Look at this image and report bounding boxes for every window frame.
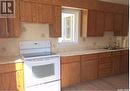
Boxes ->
[58,8,80,45]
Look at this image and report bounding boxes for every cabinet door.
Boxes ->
[7,0,21,37]
[31,3,38,23]
[61,62,80,88]
[112,52,121,75]
[61,63,70,88]
[104,13,114,31]
[96,11,104,36]
[38,4,53,24]
[0,19,8,37]
[114,14,123,36]
[81,59,98,82]
[69,62,80,86]
[122,14,129,36]
[20,1,32,22]
[50,6,61,37]
[87,10,96,36]
[120,50,129,73]
[99,56,113,77]
[0,70,24,91]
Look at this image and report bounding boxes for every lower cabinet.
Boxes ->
[120,50,129,73]
[61,56,80,88]
[0,63,24,91]
[111,51,121,75]
[98,52,113,77]
[81,54,98,82]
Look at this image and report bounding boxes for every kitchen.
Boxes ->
[0,0,129,91]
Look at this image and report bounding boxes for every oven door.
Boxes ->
[24,56,60,87]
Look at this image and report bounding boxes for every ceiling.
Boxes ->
[99,0,129,5]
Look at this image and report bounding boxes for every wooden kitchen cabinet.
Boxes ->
[0,0,21,38]
[0,19,8,37]
[81,10,104,37]
[20,1,32,22]
[61,56,80,88]
[81,54,98,82]
[120,50,129,73]
[122,14,129,36]
[104,13,114,31]
[50,6,61,37]
[111,51,121,75]
[20,1,53,24]
[0,63,24,91]
[98,52,113,77]
[114,13,124,36]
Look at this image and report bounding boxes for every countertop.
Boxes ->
[0,55,23,65]
[59,48,128,57]
[0,48,128,64]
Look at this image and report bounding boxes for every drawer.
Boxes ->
[99,63,112,69]
[0,63,23,73]
[61,56,80,64]
[99,58,112,64]
[99,52,111,58]
[111,51,121,56]
[81,54,98,61]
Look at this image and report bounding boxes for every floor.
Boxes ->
[62,74,129,91]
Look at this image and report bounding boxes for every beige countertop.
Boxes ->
[0,48,128,64]
[0,56,23,65]
[59,48,129,57]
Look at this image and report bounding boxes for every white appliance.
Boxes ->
[20,41,60,91]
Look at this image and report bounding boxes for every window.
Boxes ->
[59,9,80,44]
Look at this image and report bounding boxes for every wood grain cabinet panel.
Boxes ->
[104,13,114,31]
[50,6,61,37]
[0,19,8,37]
[61,56,80,88]
[120,50,129,73]
[114,13,123,36]
[81,59,98,82]
[122,14,129,36]
[99,53,113,77]
[111,51,121,75]
[87,10,96,36]
[95,11,104,36]
[20,1,32,22]
[81,54,98,82]
[0,0,20,38]
[0,63,24,91]
[81,10,104,37]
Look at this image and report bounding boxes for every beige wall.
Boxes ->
[0,23,128,57]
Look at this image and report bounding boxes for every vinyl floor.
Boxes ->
[62,74,129,91]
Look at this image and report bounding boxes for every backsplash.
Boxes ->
[0,23,128,57]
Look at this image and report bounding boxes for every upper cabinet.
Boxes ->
[114,13,123,36]
[20,1,53,24]
[81,10,104,37]
[104,13,114,31]
[0,0,21,38]
[49,6,61,37]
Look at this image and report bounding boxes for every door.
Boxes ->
[20,1,32,22]
[81,59,98,82]
[95,11,104,36]
[114,14,123,36]
[87,10,96,36]
[61,61,80,88]
[0,18,8,37]
[112,52,121,75]
[104,13,114,31]
[0,70,24,91]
